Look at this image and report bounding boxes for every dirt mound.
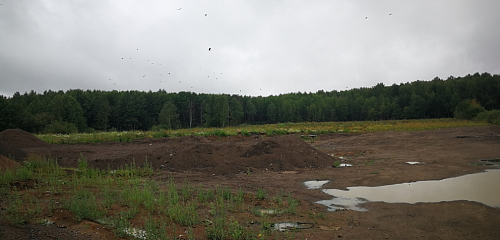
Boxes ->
[0,155,21,172]
[158,135,334,175]
[0,129,49,161]
[241,139,280,157]
[22,134,335,175]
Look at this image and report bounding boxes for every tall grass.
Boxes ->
[36,119,488,144]
[0,155,318,239]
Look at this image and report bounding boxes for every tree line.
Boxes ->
[1,72,499,133]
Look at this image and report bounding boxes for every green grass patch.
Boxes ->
[36,119,489,144]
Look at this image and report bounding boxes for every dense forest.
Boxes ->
[1,72,499,133]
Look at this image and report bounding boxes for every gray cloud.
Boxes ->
[1,0,499,97]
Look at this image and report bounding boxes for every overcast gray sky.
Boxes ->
[1,0,499,97]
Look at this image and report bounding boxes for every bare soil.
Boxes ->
[1,126,500,239]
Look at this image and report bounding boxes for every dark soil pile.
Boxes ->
[171,135,331,174]
[22,134,335,175]
[0,129,49,161]
[0,155,21,172]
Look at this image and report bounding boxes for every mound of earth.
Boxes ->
[0,129,49,161]
[0,155,21,173]
[22,134,335,175]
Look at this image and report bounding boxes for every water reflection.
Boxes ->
[304,180,329,189]
[318,169,500,211]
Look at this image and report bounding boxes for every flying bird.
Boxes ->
[205,13,207,16]
[389,13,392,15]
[208,48,211,51]
[365,17,368,19]
[177,8,181,10]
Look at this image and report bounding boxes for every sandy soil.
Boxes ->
[1,126,500,239]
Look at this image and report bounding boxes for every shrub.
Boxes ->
[43,121,79,134]
[475,110,500,125]
[454,99,486,120]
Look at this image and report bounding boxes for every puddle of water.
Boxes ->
[339,163,352,167]
[274,222,314,231]
[317,196,369,211]
[470,162,495,166]
[481,159,500,163]
[406,161,425,165]
[304,180,329,189]
[317,169,500,211]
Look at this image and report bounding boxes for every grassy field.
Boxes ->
[0,156,308,239]
[36,119,489,144]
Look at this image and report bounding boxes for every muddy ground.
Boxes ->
[1,126,500,239]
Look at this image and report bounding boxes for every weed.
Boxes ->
[111,216,131,238]
[285,195,299,215]
[166,179,180,205]
[256,188,267,200]
[234,188,245,205]
[208,129,229,137]
[5,191,27,225]
[101,185,116,209]
[144,214,169,240]
[273,194,284,206]
[260,215,274,235]
[333,160,341,168]
[207,195,227,240]
[186,227,196,240]
[364,160,375,165]
[120,185,143,208]
[65,189,104,222]
[198,187,215,203]
[218,185,233,201]
[0,168,14,185]
[241,130,251,136]
[229,218,257,240]
[120,206,139,220]
[165,200,199,226]
[180,179,193,201]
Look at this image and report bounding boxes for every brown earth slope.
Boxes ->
[0,129,48,161]
[21,134,335,175]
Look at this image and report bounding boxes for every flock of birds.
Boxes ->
[107,7,257,94]
[106,7,394,94]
